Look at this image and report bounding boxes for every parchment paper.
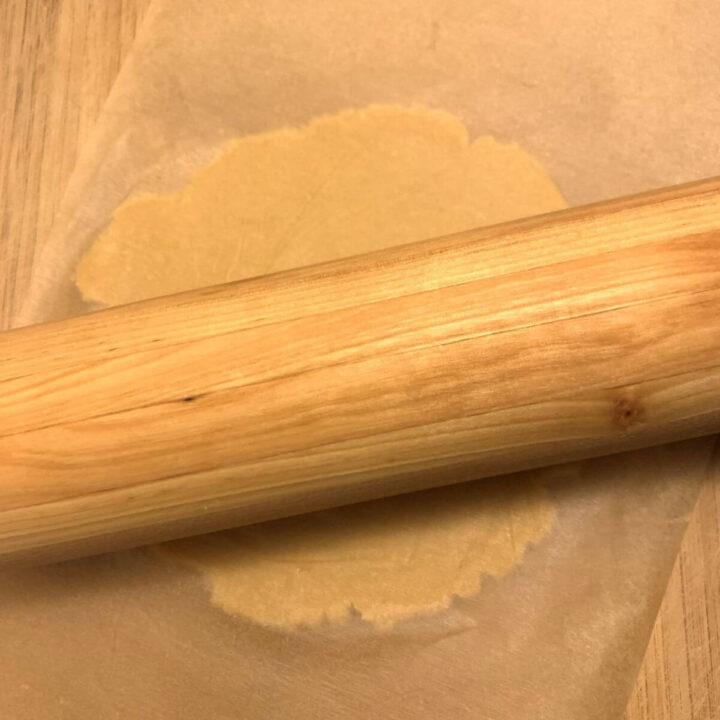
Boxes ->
[6,1,720,718]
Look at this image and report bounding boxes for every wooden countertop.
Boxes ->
[1,1,717,716]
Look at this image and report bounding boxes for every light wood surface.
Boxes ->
[624,470,720,719]
[0,0,150,329]
[4,179,720,563]
[1,1,718,716]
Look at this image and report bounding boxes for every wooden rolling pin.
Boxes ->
[4,177,720,564]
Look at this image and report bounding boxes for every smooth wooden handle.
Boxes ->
[4,177,720,564]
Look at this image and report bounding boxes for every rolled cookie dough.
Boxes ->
[76,105,564,628]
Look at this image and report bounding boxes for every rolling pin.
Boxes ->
[4,177,720,565]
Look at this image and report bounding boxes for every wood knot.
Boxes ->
[612,395,646,430]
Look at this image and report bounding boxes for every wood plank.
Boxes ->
[624,471,720,719]
[0,0,150,330]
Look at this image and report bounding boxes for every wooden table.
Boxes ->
[1,1,718,716]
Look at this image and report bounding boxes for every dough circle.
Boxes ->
[76,105,564,629]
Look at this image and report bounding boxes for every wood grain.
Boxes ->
[0,0,149,330]
[624,468,720,720]
[1,1,718,715]
[3,180,720,563]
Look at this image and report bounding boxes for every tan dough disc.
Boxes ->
[76,105,565,629]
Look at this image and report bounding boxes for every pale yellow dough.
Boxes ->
[160,479,556,629]
[76,105,565,629]
[76,105,566,304]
